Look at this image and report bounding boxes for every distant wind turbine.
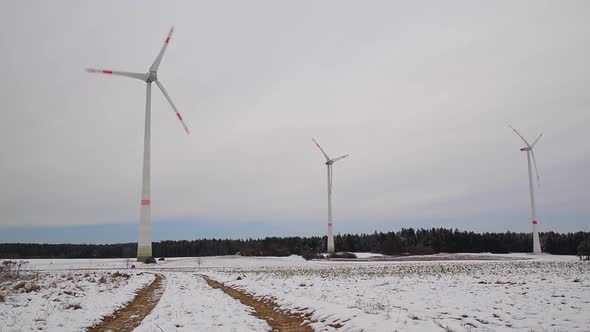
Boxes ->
[313,138,349,254]
[87,27,190,262]
[509,125,543,254]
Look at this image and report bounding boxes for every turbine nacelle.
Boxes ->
[326,155,349,165]
[147,71,158,82]
[509,125,542,186]
[312,138,349,165]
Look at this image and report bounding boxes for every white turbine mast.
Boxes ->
[313,138,349,254]
[509,125,543,254]
[88,27,189,262]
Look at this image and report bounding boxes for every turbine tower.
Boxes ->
[510,126,543,254]
[313,138,349,254]
[87,27,190,262]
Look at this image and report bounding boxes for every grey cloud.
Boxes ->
[1,1,589,234]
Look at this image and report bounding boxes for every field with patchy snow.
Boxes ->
[1,254,589,331]
[0,265,154,331]
[204,257,590,331]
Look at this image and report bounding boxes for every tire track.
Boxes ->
[88,274,165,332]
[204,276,315,332]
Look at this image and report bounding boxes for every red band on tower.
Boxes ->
[532,220,538,224]
[328,223,333,227]
[141,199,150,206]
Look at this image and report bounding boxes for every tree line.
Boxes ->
[1,228,589,259]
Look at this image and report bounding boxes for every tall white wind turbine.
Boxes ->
[87,27,190,262]
[313,138,349,254]
[509,126,543,254]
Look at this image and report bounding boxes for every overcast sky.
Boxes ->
[1,1,589,243]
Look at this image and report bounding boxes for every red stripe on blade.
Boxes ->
[177,113,183,120]
[141,199,150,206]
[103,70,113,74]
[166,37,170,43]
[532,220,538,224]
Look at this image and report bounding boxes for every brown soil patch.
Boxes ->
[88,274,164,332]
[204,277,315,332]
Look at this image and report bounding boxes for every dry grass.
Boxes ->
[25,283,41,293]
[112,271,130,279]
[13,281,26,290]
[1,260,28,273]
[0,260,30,284]
[0,261,42,303]
[64,302,82,310]
[0,272,20,281]
[11,281,41,293]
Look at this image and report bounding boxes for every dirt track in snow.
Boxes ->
[88,274,164,332]
[204,276,318,332]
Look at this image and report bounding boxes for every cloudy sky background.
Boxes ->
[1,1,589,243]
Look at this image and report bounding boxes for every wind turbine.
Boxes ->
[509,125,543,254]
[87,27,190,262]
[313,138,349,254]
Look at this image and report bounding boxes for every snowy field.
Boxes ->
[1,253,589,331]
[134,272,270,332]
[0,268,154,331]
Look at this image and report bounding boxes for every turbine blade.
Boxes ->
[312,138,330,161]
[508,125,531,148]
[530,149,540,187]
[530,132,543,148]
[86,69,148,81]
[155,80,190,135]
[150,27,174,72]
[330,154,349,163]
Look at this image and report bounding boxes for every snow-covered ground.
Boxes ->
[23,258,141,271]
[3,254,590,331]
[0,269,154,331]
[135,272,270,332]
[352,252,384,259]
[202,255,590,332]
[23,255,312,271]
